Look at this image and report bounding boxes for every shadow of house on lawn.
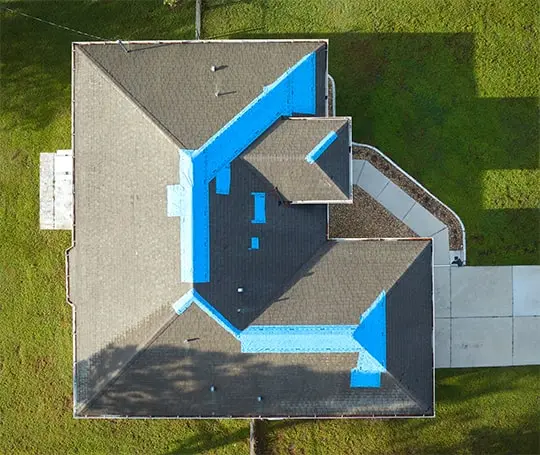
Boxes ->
[238,31,539,265]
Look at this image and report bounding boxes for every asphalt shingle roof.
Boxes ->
[242,117,351,202]
[79,41,327,148]
[69,40,434,418]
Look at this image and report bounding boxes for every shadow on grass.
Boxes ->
[0,0,195,130]
[237,31,538,265]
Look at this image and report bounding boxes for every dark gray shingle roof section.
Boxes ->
[196,158,328,329]
[85,303,428,418]
[241,117,351,202]
[386,243,434,414]
[251,239,431,327]
[78,41,327,148]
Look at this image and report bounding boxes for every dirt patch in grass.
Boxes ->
[34,356,54,373]
[329,186,417,239]
[353,145,464,250]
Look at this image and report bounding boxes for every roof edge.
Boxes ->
[75,311,179,416]
[73,39,328,45]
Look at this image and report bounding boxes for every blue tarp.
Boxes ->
[305,131,338,164]
[251,193,266,224]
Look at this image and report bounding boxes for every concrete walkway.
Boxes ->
[435,265,540,368]
[352,159,539,368]
[353,159,458,265]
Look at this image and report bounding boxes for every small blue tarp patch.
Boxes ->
[251,192,266,224]
[166,184,182,217]
[350,370,381,388]
[250,237,260,250]
[215,164,231,195]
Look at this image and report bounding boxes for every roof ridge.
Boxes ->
[78,308,179,415]
[384,369,431,415]
[76,45,187,149]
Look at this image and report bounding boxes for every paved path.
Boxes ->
[435,265,540,368]
[352,159,539,368]
[353,159,458,265]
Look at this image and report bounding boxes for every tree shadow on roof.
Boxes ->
[79,341,423,420]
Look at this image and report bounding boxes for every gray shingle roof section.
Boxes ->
[85,305,425,418]
[69,40,434,418]
[196,158,328,329]
[78,40,327,149]
[68,49,191,408]
[386,242,434,414]
[252,239,431,326]
[241,117,351,202]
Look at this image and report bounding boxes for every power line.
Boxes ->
[0,6,114,41]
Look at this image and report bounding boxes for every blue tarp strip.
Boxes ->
[305,131,338,164]
[215,164,231,195]
[239,325,359,353]
[251,192,266,224]
[250,237,260,250]
[172,289,241,338]
[178,150,210,283]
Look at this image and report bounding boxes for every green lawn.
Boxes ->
[0,1,538,454]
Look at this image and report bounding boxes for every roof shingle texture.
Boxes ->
[69,50,191,407]
[252,239,430,326]
[242,117,351,202]
[79,41,326,148]
[85,304,426,417]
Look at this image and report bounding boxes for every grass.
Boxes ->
[0,0,538,454]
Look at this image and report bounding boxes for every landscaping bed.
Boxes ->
[329,186,417,239]
[353,144,464,250]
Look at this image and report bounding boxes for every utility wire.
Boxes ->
[0,6,113,41]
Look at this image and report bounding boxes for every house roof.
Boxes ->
[242,117,351,202]
[68,40,434,418]
[78,41,327,148]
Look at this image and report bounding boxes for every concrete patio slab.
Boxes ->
[434,266,451,318]
[451,317,513,367]
[451,267,512,317]
[376,180,415,221]
[513,317,540,365]
[39,153,55,230]
[432,228,450,265]
[513,266,540,316]
[352,159,365,186]
[355,161,389,199]
[402,202,446,237]
[435,318,451,368]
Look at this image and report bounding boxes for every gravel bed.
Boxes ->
[353,145,463,249]
[329,186,418,239]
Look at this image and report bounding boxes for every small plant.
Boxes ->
[163,0,180,7]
